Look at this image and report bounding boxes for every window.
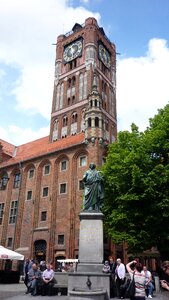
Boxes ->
[27,190,32,200]
[0,203,4,225]
[29,169,34,179]
[88,118,91,127]
[41,211,47,221]
[72,112,77,123]
[9,200,18,224]
[61,160,67,171]
[34,240,46,257]
[13,173,21,188]
[95,117,99,127]
[80,156,86,167]
[7,237,13,247]
[42,187,49,197]
[72,76,76,86]
[58,234,64,245]
[69,59,77,70]
[63,116,68,127]
[44,165,50,175]
[0,173,9,190]
[79,180,84,190]
[60,183,67,194]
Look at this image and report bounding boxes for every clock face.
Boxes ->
[64,40,82,63]
[99,44,111,68]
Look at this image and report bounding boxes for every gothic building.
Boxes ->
[0,17,120,267]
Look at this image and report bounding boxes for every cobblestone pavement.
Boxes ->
[0,283,168,300]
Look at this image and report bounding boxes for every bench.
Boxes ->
[52,272,68,295]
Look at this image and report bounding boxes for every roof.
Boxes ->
[0,139,15,157]
[0,133,85,168]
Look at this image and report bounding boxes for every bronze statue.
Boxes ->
[83,163,104,212]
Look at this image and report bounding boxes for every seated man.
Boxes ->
[141,266,154,298]
[41,263,55,296]
[28,263,41,296]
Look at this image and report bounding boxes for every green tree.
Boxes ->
[102,104,169,257]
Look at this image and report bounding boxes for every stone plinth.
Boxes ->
[68,272,110,298]
[78,212,104,267]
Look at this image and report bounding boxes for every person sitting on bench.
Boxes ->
[41,263,55,296]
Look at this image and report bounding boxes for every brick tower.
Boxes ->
[49,17,117,165]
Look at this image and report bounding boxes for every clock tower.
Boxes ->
[49,17,117,155]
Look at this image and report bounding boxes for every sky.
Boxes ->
[0,0,169,146]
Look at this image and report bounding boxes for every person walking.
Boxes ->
[126,260,146,300]
[115,258,126,298]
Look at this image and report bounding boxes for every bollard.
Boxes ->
[154,276,160,292]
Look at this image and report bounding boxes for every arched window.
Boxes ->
[0,172,9,190]
[88,118,91,127]
[34,240,47,261]
[60,82,64,109]
[71,112,78,124]
[95,117,99,127]
[63,116,68,126]
[55,84,61,111]
[95,99,97,107]
[79,73,83,101]
[54,119,58,131]
[13,172,21,188]
[72,76,76,86]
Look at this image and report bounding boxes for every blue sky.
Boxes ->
[0,0,169,145]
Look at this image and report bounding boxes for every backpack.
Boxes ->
[124,273,135,299]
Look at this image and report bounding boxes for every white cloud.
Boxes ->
[0,124,50,146]
[0,0,100,144]
[117,38,169,132]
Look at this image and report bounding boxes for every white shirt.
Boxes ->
[116,263,126,279]
[141,270,151,283]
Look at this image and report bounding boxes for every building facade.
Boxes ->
[0,18,119,268]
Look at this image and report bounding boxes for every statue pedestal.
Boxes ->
[78,212,104,272]
[68,212,110,299]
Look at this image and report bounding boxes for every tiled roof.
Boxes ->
[0,133,85,168]
[0,139,15,157]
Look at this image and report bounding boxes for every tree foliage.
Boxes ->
[102,105,169,256]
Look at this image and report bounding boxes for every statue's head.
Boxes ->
[89,162,96,170]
